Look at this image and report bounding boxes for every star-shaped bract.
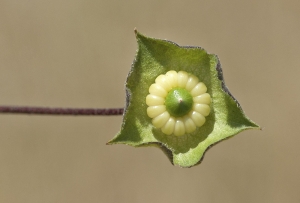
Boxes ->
[107,31,259,168]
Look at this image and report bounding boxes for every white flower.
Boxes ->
[146,70,211,136]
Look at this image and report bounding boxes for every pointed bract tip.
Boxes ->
[134,27,138,35]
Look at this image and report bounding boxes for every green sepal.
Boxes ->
[107,30,259,168]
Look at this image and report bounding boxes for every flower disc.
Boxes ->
[146,70,211,136]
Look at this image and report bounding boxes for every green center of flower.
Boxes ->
[165,87,193,117]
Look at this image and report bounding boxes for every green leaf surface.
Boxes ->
[108,31,259,168]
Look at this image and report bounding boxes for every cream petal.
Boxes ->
[177,71,189,88]
[155,75,172,91]
[174,118,186,136]
[149,83,168,97]
[189,111,206,127]
[183,115,196,134]
[190,82,207,97]
[193,93,211,104]
[152,112,170,128]
[161,117,176,135]
[185,75,199,91]
[193,103,210,116]
[166,70,178,88]
[146,94,165,106]
[147,105,166,118]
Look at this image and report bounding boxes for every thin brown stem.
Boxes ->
[0,106,124,116]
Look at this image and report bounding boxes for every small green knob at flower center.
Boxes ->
[165,87,193,117]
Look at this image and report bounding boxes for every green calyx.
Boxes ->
[108,31,260,168]
[165,87,193,117]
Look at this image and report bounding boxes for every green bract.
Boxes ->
[107,30,259,168]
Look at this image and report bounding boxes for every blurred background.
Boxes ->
[0,0,299,202]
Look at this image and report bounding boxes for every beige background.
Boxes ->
[0,0,299,202]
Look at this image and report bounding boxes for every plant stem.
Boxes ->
[0,106,124,116]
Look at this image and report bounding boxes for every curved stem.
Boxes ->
[0,105,124,116]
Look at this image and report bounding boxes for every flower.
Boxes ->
[146,70,211,136]
[107,30,259,168]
